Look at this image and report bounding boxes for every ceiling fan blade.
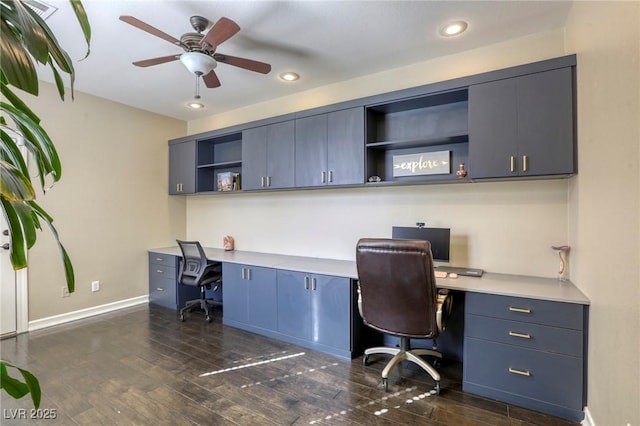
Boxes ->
[200,17,240,48]
[119,15,182,47]
[203,70,221,88]
[214,53,271,74]
[132,55,181,67]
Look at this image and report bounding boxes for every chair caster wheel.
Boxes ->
[382,378,389,392]
[434,382,441,395]
[179,314,185,322]
[363,355,370,366]
[205,315,212,323]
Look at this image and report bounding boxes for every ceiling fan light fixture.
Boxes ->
[440,20,468,37]
[280,72,299,82]
[180,52,217,75]
[187,102,205,109]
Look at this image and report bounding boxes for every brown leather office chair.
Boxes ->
[356,238,452,393]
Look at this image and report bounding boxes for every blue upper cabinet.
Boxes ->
[295,107,365,188]
[169,140,196,194]
[469,67,575,179]
[169,55,577,194]
[242,121,295,190]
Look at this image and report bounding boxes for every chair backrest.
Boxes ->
[356,238,439,339]
[176,240,209,286]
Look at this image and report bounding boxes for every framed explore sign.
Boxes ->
[392,150,451,177]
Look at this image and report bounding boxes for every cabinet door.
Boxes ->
[312,274,351,351]
[277,270,311,340]
[169,141,196,194]
[245,266,278,330]
[468,79,518,179]
[469,68,575,179]
[327,108,365,186]
[242,126,268,190]
[222,263,248,323]
[517,67,574,176]
[266,121,295,189]
[295,114,328,187]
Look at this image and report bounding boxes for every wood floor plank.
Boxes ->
[0,304,580,425]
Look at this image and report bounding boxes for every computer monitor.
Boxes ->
[392,226,450,263]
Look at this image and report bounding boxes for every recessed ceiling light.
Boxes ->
[280,72,299,82]
[440,21,468,37]
[187,102,204,109]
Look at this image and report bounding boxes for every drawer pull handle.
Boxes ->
[155,258,163,262]
[156,270,163,274]
[156,287,164,292]
[509,306,531,314]
[509,367,531,377]
[509,331,531,339]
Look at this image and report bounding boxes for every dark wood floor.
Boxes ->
[1,304,578,425]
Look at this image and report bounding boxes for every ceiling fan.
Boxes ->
[119,15,272,95]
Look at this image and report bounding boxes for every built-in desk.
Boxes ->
[148,246,589,422]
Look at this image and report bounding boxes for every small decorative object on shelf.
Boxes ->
[223,235,235,251]
[368,175,382,183]
[232,173,241,190]
[217,172,233,191]
[551,245,570,281]
[456,163,468,178]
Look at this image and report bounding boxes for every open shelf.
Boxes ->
[366,132,468,150]
[196,132,242,192]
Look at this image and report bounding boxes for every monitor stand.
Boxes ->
[435,265,484,277]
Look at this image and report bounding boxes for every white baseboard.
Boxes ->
[582,406,594,426]
[28,295,149,332]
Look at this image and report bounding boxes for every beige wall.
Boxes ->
[565,1,640,425]
[24,83,187,319]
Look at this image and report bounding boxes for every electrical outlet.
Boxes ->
[61,286,70,298]
[91,280,100,292]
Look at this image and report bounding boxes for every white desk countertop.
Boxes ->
[150,247,590,305]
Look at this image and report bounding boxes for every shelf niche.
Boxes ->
[196,132,242,193]
[365,88,469,184]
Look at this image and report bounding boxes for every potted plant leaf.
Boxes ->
[0,0,91,407]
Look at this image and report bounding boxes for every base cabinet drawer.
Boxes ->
[464,337,583,420]
[465,314,583,357]
[466,292,583,330]
[149,274,177,309]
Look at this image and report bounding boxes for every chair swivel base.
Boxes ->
[363,346,442,393]
[179,298,217,323]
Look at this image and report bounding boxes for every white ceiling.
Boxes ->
[40,0,573,121]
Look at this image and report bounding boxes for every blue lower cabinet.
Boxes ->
[222,263,277,332]
[148,252,201,310]
[277,270,351,354]
[148,254,177,309]
[463,292,587,422]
